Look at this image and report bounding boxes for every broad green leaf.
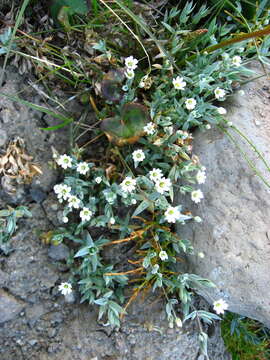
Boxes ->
[74,246,91,258]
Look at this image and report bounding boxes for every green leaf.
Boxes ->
[6,217,16,235]
[84,231,94,246]
[0,210,12,217]
[108,308,120,327]
[94,297,108,306]
[109,300,124,316]
[161,22,175,34]
[74,246,91,258]
[132,200,150,217]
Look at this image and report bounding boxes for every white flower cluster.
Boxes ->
[148,168,172,195]
[56,154,90,176]
[124,55,138,79]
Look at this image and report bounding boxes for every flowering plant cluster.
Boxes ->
[49,4,258,351]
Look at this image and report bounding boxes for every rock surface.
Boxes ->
[178,62,270,328]
[48,244,70,261]
[0,289,26,323]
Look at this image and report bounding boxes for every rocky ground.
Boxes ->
[0,67,232,359]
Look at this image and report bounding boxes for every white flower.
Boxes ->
[217,107,227,115]
[62,216,69,223]
[151,264,159,274]
[131,199,137,205]
[95,177,102,184]
[173,76,186,90]
[57,154,72,169]
[59,282,72,296]
[196,171,206,184]
[53,184,62,194]
[175,317,182,327]
[201,166,206,171]
[185,98,197,110]
[205,124,211,130]
[213,299,229,315]
[191,189,204,203]
[80,207,92,222]
[54,184,72,201]
[144,122,156,135]
[77,162,89,175]
[159,250,168,261]
[231,55,241,67]
[194,216,202,223]
[125,69,135,79]
[120,177,136,193]
[214,88,226,100]
[109,217,115,225]
[238,90,245,96]
[227,121,233,127]
[164,206,181,223]
[68,195,81,209]
[149,168,163,182]
[125,56,138,70]
[198,252,205,258]
[155,177,172,194]
[132,149,145,163]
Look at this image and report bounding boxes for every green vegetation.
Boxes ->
[1,0,270,358]
[222,312,270,360]
[0,206,32,254]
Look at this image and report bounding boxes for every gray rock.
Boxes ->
[0,289,26,323]
[0,129,8,147]
[48,244,69,261]
[178,61,270,328]
[41,297,230,360]
[28,339,38,346]
[0,270,9,286]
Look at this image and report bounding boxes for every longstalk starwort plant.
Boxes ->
[42,1,270,357]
